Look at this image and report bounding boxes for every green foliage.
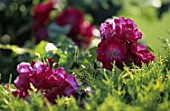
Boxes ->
[1,40,170,111]
[1,0,170,110]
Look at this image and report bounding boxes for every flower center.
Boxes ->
[109,50,118,57]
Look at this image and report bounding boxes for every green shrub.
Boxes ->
[0,40,170,111]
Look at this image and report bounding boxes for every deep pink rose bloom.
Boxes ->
[14,58,78,103]
[100,17,142,43]
[96,37,127,70]
[80,22,94,38]
[97,16,155,70]
[32,1,54,26]
[56,7,85,36]
[100,21,115,40]
[17,62,33,75]
[131,44,155,66]
[14,62,33,98]
[114,17,142,43]
[56,7,94,48]
[45,73,78,103]
[32,1,54,44]
[71,21,94,47]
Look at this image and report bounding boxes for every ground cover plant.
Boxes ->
[0,0,170,111]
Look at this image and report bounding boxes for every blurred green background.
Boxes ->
[0,0,170,83]
[0,0,170,51]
